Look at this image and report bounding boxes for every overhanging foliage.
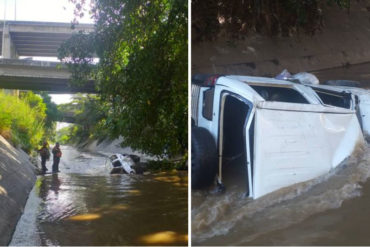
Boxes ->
[59,0,188,157]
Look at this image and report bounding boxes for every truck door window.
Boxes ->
[249,85,309,104]
[202,88,214,120]
[313,89,352,109]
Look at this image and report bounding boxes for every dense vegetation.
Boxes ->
[59,0,188,159]
[57,94,109,145]
[192,0,351,41]
[40,92,60,142]
[0,91,58,153]
[56,126,71,145]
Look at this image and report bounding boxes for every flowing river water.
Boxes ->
[10,146,188,246]
[192,143,370,245]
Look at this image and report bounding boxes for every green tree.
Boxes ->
[22,91,61,142]
[20,91,47,121]
[39,92,60,141]
[56,126,72,144]
[59,0,188,158]
[40,92,60,128]
[0,91,46,152]
[58,94,110,144]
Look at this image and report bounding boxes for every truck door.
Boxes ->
[216,84,256,197]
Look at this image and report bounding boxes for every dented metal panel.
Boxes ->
[340,87,370,138]
[309,85,370,139]
[253,106,363,199]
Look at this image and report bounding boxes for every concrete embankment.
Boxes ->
[0,135,36,245]
[192,1,370,84]
[75,137,160,174]
[79,137,154,161]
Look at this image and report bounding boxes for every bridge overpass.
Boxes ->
[0,21,96,93]
[60,111,76,123]
[1,21,94,58]
[0,59,96,93]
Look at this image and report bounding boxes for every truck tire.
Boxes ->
[192,127,217,189]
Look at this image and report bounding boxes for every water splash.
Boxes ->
[192,143,370,245]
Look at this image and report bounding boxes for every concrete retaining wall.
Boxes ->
[80,137,154,162]
[0,135,36,245]
[192,1,370,84]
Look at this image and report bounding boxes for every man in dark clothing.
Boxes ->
[38,141,50,173]
[52,142,62,173]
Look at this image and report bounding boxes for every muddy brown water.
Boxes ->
[10,146,188,246]
[192,143,370,245]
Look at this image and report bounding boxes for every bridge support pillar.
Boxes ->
[2,23,19,96]
[2,24,18,59]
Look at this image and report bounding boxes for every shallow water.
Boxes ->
[192,143,370,245]
[10,146,188,246]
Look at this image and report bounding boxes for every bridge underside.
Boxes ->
[0,75,96,94]
[0,22,95,122]
[60,115,76,123]
[0,21,94,57]
[0,59,97,93]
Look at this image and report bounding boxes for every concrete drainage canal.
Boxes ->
[10,146,188,246]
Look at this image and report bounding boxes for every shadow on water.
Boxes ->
[11,147,188,246]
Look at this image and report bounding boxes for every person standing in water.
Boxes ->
[52,142,62,173]
[38,141,50,174]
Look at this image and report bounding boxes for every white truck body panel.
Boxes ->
[310,84,370,139]
[253,104,363,198]
[192,75,365,199]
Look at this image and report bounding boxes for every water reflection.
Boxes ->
[66,213,102,221]
[38,177,48,200]
[138,231,188,245]
[37,175,62,199]
[50,174,61,195]
[16,172,187,246]
[11,147,187,246]
[0,185,7,195]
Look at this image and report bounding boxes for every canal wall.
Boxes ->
[79,137,154,161]
[0,135,36,245]
[192,1,370,84]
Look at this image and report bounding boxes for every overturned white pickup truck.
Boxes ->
[191,74,369,199]
[106,153,139,174]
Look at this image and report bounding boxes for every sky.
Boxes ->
[1,0,94,105]
[1,0,93,24]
